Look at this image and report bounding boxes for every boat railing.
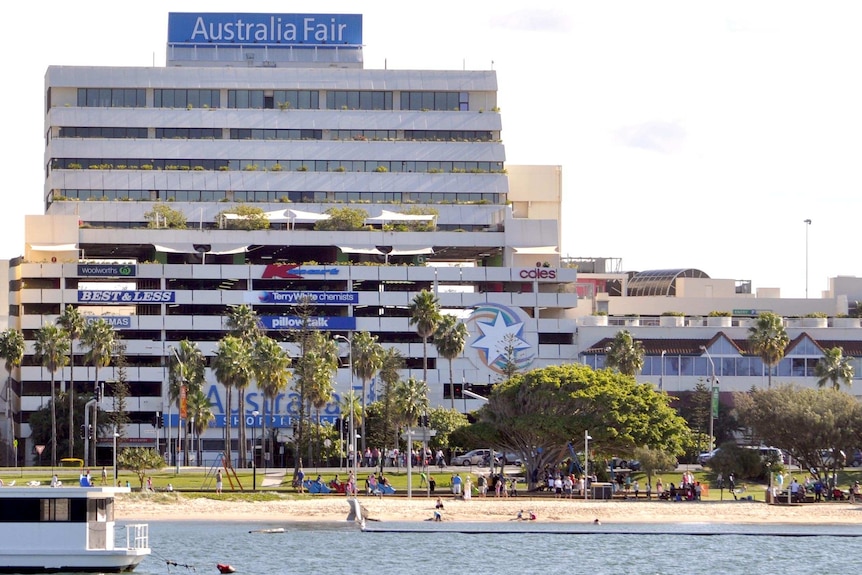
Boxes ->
[124,523,150,550]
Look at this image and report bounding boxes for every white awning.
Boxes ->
[153,244,249,255]
[287,209,330,222]
[513,246,560,255]
[366,210,435,222]
[338,246,434,256]
[28,243,78,251]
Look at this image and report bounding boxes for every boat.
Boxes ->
[0,485,150,573]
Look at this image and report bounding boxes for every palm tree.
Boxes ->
[186,387,215,466]
[377,347,404,470]
[252,335,291,467]
[57,305,84,459]
[408,289,441,385]
[350,331,383,452]
[225,304,262,467]
[814,346,855,390]
[393,377,429,451]
[34,324,69,468]
[292,331,339,466]
[213,335,251,468]
[433,314,469,409]
[80,318,115,465]
[169,340,206,465]
[0,328,25,465]
[340,390,362,463]
[605,329,645,377]
[748,311,789,388]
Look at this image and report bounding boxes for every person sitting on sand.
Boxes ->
[435,497,444,510]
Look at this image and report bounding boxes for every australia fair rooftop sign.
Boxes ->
[168,13,362,46]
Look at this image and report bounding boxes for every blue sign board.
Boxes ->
[168,13,362,46]
[260,316,356,330]
[255,291,358,305]
[78,290,176,303]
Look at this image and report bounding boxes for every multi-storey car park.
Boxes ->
[4,12,862,468]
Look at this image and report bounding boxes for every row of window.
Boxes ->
[583,354,862,379]
[57,127,494,142]
[77,89,476,111]
[54,189,502,204]
[52,158,505,173]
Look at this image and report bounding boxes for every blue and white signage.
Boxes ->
[78,290,176,303]
[260,316,356,330]
[251,291,359,305]
[168,13,362,46]
[84,316,132,329]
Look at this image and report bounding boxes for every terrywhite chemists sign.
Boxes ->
[168,13,362,46]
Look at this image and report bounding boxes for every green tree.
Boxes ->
[294,332,338,465]
[57,305,85,458]
[34,324,70,467]
[226,304,263,466]
[409,289,441,385]
[169,340,206,465]
[27,392,92,464]
[117,447,166,489]
[187,387,215,466]
[107,342,132,440]
[747,311,789,388]
[433,314,469,409]
[144,203,187,229]
[427,406,469,452]
[80,318,115,464]
[218,204,271,230]
[632,445,678,487]
[734,384,862,482]
[0,328,25,464]
[814,346,855,390]
[314,206,369,231]
[351,331,383,452]
[605,329,645,377]
[393,376,429,433]
[471,363,688,489]
[340,390,363,461]
[376,347,404,471]
[213,335,252,467]
[252,335,291,467]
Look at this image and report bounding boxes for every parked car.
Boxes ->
[482,452,524,467]
[451,449,492,466]
[609,457,641,471]
[698,449,720,465]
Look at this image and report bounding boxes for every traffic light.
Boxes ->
[154,413,163,428]
[419,414,429,427]
[95,383,103,403]
[341,417,350,438]
[453,383,463,399]
[87,425,93,441]
[80,424,86,439]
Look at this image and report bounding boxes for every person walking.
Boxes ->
[215,469,223,495]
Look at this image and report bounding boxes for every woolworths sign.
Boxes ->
[77,264,136,277]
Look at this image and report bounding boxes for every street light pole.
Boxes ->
[660,350,666,392]
[252,410,259,492]
[584,430,592,501]
[333,335,357,489]
[804,219,812,298]
[700,346,718,452]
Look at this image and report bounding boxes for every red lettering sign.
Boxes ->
[262,264,302,279]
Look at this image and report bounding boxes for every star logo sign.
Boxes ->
[468,304,534,372]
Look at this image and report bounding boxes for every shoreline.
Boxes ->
[115,493,862,525]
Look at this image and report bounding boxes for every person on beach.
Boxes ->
[429,475,436,493]
[215,470,223,494]
[452,473,462,497]
[435,497,444,510]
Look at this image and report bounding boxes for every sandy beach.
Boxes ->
[115,492,862,525]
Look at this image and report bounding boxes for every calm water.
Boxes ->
[126,520,862,575]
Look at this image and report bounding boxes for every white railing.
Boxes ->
[124,524,149,550]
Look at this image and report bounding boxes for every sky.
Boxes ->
[3,1,861,299]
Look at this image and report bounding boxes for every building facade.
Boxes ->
[5,12,577,466]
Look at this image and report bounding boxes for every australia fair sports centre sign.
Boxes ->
[168,13,362,45]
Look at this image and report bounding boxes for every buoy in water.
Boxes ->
[217,563,236,573]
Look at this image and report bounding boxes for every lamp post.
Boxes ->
[700,346,718,453]
[333,335,357,487]
[660,350,666,392]
[804,219,812,298]
[584,430,592,501]
[252,410,259,492]
[170,347,186,474]
[112,425,119,487]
